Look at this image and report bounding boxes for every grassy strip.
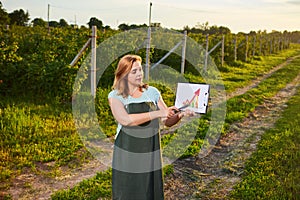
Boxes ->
[50,53,300,199]
[51,169,112,200]
[225,56,300,124]
[230,87,300,199]
[0,98,90,184]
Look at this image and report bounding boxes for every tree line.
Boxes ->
[2,1,300,39]
[0,2,148,31]
[0,1,238,34]
[0,2,102,29]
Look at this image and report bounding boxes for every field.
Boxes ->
[0,25,300,199]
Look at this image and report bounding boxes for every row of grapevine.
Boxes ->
[0,25,299,101]
[0,25,118,101]
[189,31,293,67]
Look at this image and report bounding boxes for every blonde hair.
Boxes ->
[112,54,148,98]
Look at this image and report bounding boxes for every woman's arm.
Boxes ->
[108,97,169,126]
[157,96,183,127]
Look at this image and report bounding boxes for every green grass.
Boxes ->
[0,97,89,184]
[230,87,300,200]
[225,55,300,123]
[50,47,300,199]
[51,169,112,200]
[1,45,300,199]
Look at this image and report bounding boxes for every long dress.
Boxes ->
[109,87,164,200]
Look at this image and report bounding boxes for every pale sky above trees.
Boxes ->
[2,0,300,33]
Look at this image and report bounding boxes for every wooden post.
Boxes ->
[70,38,91,67]
[91,26,97,97]
[252,36,256,57]
[234,35,237,61]
[221,35,225,66]
[279,38,282,51]
[259,35,262,55]
[283,36,287,49]
[47,4,50,34]
[145,27,151,81]
[181,30,187,74]
[204,34,209,71]
[151,41,182,70]
[145,2,152,81]
[270,39,272,54]
[245,35,248,61]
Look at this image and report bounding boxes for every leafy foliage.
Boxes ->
[0,23,300,199]
[0,2,9,25]
[0,25,118,101]
[8,9,30,26]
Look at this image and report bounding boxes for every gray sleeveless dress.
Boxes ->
[108,87,164,200]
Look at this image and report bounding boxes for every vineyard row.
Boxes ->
[0,25,299,100]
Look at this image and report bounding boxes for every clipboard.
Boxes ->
[174,82,210,114]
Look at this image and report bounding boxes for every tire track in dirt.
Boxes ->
[7,158,107,200]
[163,58,300,199]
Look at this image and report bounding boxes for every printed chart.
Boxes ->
[175,83,210,114]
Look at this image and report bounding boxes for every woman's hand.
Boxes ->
[165,108,196,127]
[178,109,195,118]
[163,106,180,127]
[167,106,179,118]
[155,106,178,118]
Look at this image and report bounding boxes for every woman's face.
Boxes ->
[127,61,143,87]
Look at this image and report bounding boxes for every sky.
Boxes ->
[2,0,300,33]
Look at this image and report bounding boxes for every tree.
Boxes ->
[209,25,231,35]
[183,25,191,31]
[8,9,30,26]
[189,22,231,35]
[32,18,46,27]
[87,17,103,29]
[59,18,68,27]
[118,23,147,31]
[0,1,9,25]
[103,25,111,30]
[118,23,130,31]
[196,21,210,31]
[49,21,59,27]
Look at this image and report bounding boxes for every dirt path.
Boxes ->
[3,55,299,200]
[6,159,107,200]
[163,63,300,199]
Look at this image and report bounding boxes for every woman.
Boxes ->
[108,54,187,200]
